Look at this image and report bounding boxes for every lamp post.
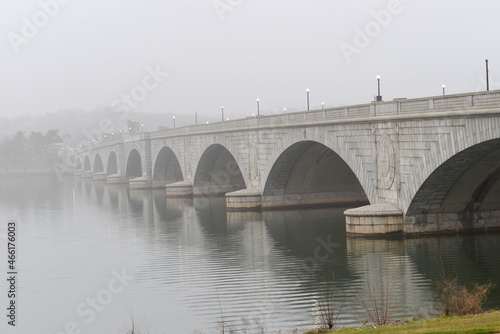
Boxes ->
[283,108,287,114]
[442,84,446,96]
[321,102,325,111]
[141,124,144,133]
[256,98,260,116]
[173,116,176,128]
[376,75,382,101]
[221,106,224,122]
[306,88,310,111]
[486,59,490,91]
[195,113,198,125]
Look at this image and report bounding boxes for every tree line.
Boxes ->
[0,129,63,174]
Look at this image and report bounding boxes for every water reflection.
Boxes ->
[2,176,499,333]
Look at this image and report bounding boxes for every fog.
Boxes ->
[0,0,499,121]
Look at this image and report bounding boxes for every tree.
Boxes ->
[127,120,142,134]
[45,129,62,145]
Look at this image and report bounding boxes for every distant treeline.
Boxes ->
[0,130,63,174]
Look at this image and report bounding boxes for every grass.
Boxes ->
[304,310,500,334]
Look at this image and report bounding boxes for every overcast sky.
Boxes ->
[0,0,499,121]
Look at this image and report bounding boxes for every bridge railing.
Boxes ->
[79,90,499,146]
[399,90,500,114]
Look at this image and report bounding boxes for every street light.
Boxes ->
[322,102,325,111]
[256,98,260,116]
[195,113,198,125]
[306,88,310,111]
[486,59,490,91]
[221,106,224,122]
[141,124,144,133]
[283,108,287,113]
[173,116,176,128]
[376,75,382,101]
[442,84,446,96]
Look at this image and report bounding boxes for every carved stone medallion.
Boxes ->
[378,134,395,189]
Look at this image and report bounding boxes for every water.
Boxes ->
[1,175,500,333]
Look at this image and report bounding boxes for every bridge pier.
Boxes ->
[344,203,403,235]
[225,189,262,211]
[93,172,107,181]
[81,171,94,179]
[152,180,166,189]
[106,174,128,184]
[165,181,193,197]
[129,177,152,189]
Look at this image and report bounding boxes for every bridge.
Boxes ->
[73,90,500,235]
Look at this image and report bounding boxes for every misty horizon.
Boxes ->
[1,0,498,121]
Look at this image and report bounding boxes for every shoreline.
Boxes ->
[304,311,500,333]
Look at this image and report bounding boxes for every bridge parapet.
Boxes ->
[146,90,500,141]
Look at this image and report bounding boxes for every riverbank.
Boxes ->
[305,310,500,333]
[0,165,55,176]
[0,170,54,176]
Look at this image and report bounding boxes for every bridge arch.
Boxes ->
[193,144,246,196]
[125,149,142,179]
[400,117,500,214]
[93,154,104,173]
[406,138,500,225]
[153,146,183,187]
[107,151,118,175]
[262,141,369,209]
[83,156,91,171]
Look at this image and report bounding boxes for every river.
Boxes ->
[1,175,499,333]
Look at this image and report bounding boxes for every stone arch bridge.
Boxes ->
[74,90,500,235]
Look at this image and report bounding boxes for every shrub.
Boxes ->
[435,270,493,316]
[317,280,342,330]
[356,278,398,327]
